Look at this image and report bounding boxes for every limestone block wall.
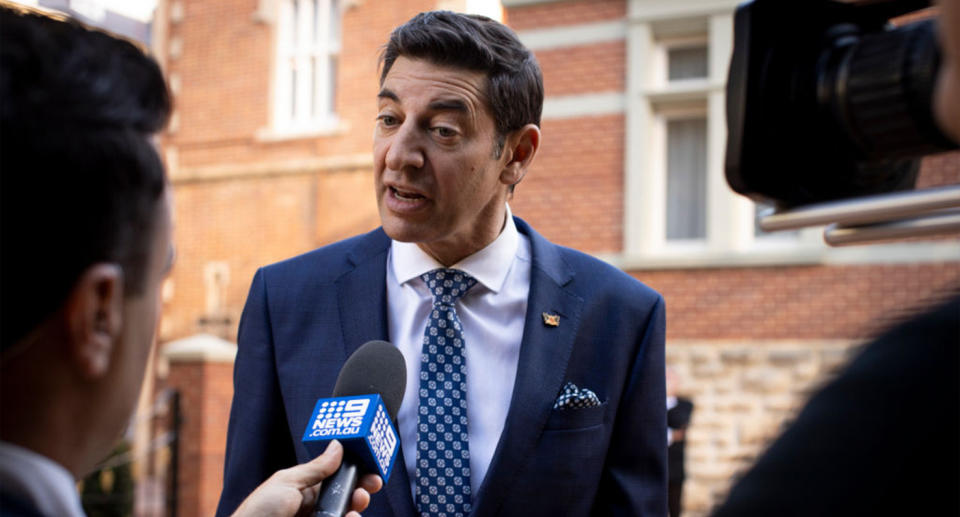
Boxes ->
[667,339,861,516]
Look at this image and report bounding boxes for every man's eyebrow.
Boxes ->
[427,99,468,113]
[378,88,399,102]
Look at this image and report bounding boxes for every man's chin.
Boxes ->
[381,217,430,244]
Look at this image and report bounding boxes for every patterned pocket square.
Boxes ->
[553,382,602,410]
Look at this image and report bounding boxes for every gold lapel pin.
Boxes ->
[542,312,560,327]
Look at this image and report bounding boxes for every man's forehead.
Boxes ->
[379,57,487,110]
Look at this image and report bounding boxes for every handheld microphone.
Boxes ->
[302,340,406,517]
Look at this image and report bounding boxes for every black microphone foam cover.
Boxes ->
[332,340,406,421]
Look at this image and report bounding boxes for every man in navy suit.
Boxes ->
[217,11,666,517]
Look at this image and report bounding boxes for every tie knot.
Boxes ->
[421,268,477,307]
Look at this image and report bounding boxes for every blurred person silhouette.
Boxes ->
[0,5,378,516]
[666,367,694,517]
[711,1,960,515]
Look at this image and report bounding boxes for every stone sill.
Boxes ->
[596,241,960,271]
[163,334,236,364]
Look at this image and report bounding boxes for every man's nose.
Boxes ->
[384,121,425,171]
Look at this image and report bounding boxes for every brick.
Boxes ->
[506,0,626,31]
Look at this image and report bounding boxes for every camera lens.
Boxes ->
[827,19,952,161]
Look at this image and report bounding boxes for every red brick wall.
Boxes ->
[537,40,625,96]
[505,0,626,31]
[917,150,960,187]
[168,0,269,144]
[505,2,627,254]
[637,263,960,340]
[167,168,382,340]
[512,115,625,253]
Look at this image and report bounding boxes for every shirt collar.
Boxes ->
[0,441,85,517]
[391,204,519,294]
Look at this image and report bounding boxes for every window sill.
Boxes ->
[601,247,824,270]
[255,119,348,142]
[643,80,724,104]
[598,240,960,270]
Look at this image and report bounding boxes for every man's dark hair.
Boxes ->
[379,10,543,149]
[0,6,172,350]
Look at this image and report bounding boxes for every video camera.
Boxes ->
[725,0,960,245]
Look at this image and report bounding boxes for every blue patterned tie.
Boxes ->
[416,268,477,517]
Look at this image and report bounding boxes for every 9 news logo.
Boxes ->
[308,399,369,438]
[367,404,398,474]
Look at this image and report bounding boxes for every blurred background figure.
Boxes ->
[667,367,694,517]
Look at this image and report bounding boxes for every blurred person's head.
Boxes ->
[374,11,542,265]
[0,4,173,476]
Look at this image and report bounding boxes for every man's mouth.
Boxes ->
[391,186,425,201]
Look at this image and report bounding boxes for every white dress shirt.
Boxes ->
[0,441,85,517]
[387,205,531,500]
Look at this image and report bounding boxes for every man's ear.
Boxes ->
[64,264,124,379]
[500,124,541,187]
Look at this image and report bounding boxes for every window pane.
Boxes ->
[290,65,297,118]
[666,118,707,240]
[277,0,340,126]
[668,46,707,80]
[329,0,341,48]
[291,0,299,46]
[310,57,317,117]
[312,0,319,44]
[328,55,337,116]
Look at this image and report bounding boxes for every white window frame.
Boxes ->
[264,0,342,139]
[655,34,709,87]
[624,4,818,264]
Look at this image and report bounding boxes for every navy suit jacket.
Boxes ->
[216,218,666,517]
[0,493,45,517]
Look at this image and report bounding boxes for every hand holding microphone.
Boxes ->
[230,440,382,517]
[231,340,405,517]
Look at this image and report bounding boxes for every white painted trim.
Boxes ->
[502,0,562,6]
[256,117,347,141]
[253,0,277,23]
[666,339,860,349]
[821,241,960,265]
[596,241,960,270]
[645,82,721,105]
[542,92,625,120]
[629,0,741,23]
[624,20,655,255]
[516,20,627,51]
[162,334,236,363]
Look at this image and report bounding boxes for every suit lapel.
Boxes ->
[334,229,416,517]
[336,229,391,358]
[471,218,585,516]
